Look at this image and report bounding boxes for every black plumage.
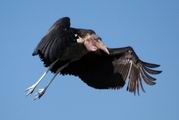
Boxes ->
[26,17,161,99]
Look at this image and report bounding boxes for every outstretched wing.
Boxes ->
[32,17,75,67]
[109,47,162,94]
[61,47,162,94]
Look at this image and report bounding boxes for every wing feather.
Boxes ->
[140,68,156,85]
[32,17,75,67]
[110,47,161,94]
[141,67,157,81]
[141,61,160,68]
[144,66,162,74]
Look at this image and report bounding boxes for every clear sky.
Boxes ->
[0,0,178,120]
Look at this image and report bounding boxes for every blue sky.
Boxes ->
[0,0,178,120]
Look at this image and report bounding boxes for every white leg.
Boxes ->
[33,63,70,100]
[33,72,58,100]
[25,70,49,96]
[25,59,59,96]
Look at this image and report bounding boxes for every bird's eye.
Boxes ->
[74,34,79,39]
[75,34,78,37]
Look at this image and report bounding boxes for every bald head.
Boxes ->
[77,34,109,54]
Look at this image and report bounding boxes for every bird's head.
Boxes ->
[77,33,109,54]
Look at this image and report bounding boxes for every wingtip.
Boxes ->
[32,53,36,56]
[143,66,162,75]
[157,70,162,74]
[32,50,38,56]
[141,61,161,68]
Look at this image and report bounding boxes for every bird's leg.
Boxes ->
[25,59,59,96]
[34,62,70,100]
[33,72,58,100]
[25,70,49,96]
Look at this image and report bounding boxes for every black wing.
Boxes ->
[61,47,162,94]
[32,17,98,69]
[32,17,75,67]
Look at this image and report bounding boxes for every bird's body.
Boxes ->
[26,17,161,99]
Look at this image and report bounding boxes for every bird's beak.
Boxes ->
[96,40,110,54]
[84,36,110,54]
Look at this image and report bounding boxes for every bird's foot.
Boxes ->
[25,83,38,96]
[33,87,47,100]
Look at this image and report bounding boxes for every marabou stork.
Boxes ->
[26,17,161,100]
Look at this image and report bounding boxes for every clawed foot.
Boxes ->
[25,71,48,99]
[33,87,47,100]
[25,84,47,100]
[25,68,59,100]
[25,83,38,96]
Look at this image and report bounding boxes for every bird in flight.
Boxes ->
[26,17,161,100]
